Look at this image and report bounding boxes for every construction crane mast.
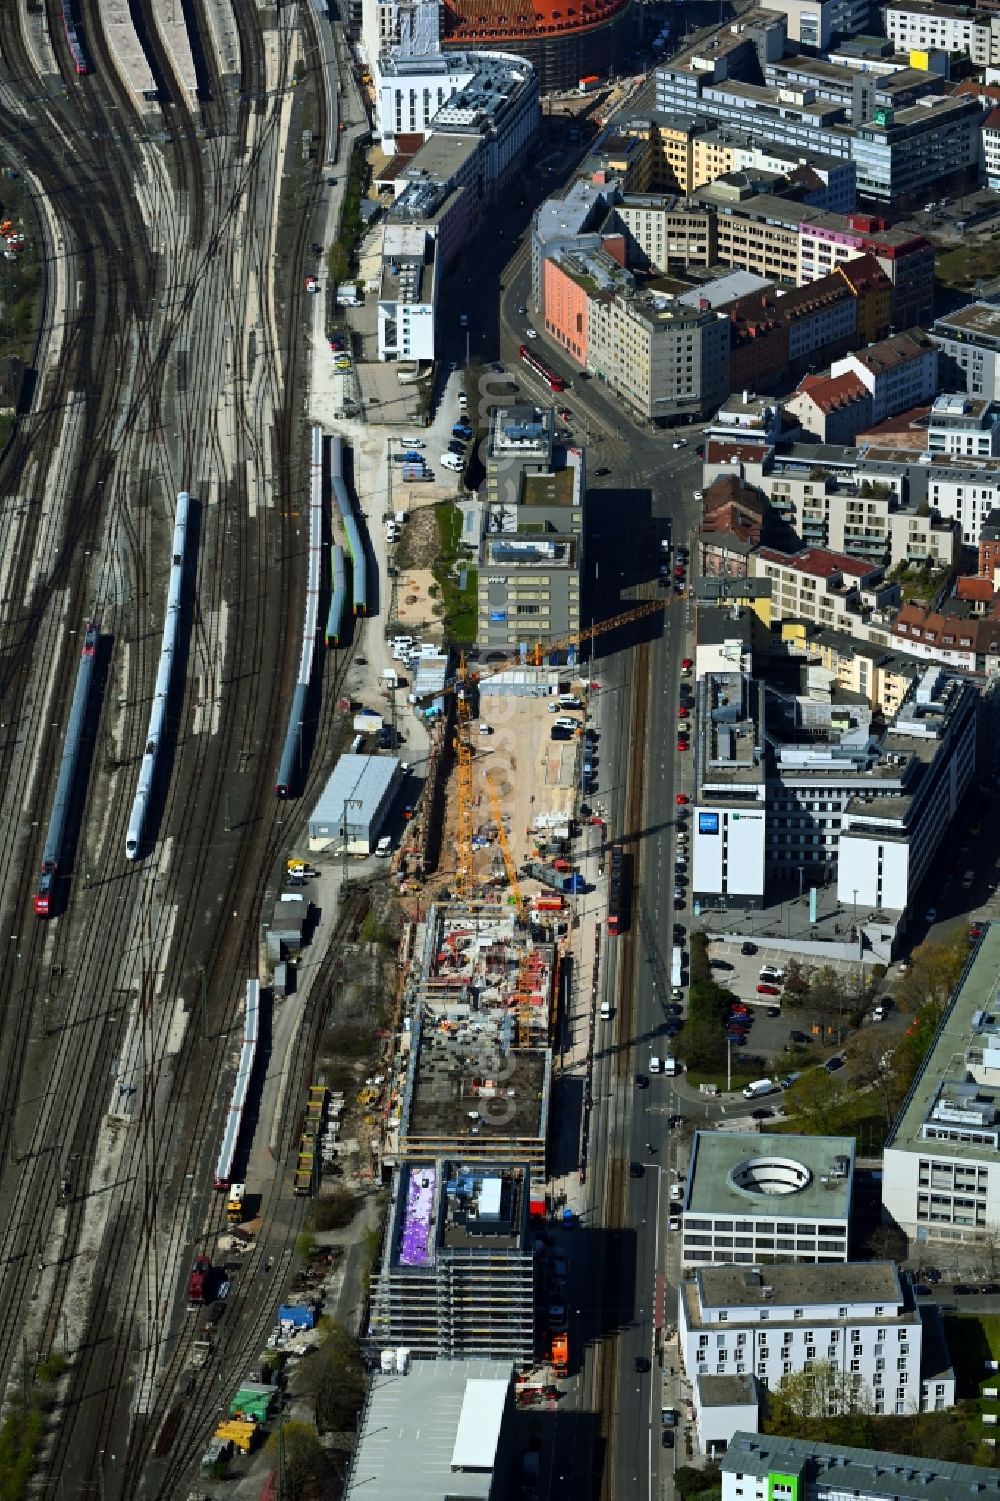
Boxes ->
[485,773,526,922]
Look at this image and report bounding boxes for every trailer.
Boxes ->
[188,1255,212,1306]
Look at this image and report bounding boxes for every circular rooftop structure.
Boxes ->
[728,1156,813,1200]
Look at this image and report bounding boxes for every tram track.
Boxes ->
[592,626,651,1501]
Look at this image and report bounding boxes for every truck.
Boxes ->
[578,73,600,92]
[523,859,586,895]
[671,944,684,987]
[226,1182,245,1223]
[549,1331,568,1375]
[402,465,432,483]
[743,1078,779,1099]
[188,1255,212,1307]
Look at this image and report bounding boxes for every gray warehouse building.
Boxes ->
[308,753,404,854]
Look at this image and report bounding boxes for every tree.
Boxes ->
[293,1321,367,1433]
[843,1029,904,1125]
[674,1017,726,1073]
[263,1422,327,1501]
[896,936,966,1014]
[309,1188,358,1232]
[781,1069,851,1134]
[782,958,810,1005]
[768,1360,872,1426]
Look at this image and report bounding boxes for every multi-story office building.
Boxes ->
[654,54,980,204]
[931,302,1000,400]
[378,222,438,364]
[375,57,539,362]
[798,217,934,328]
[762,0,871,44]
[926,393,1000,459]
[690,656,977,915]
[884,0,1000,65]
[476,404,584,651]
[587,290,730,424]
[883,922,1000,1246]
[719,1434,988,1501]
[373,51,477,151]
[369,1160,536,1360]
[836,667,978,913]
[679,1261,953,1418]
[680,1132,855,1267]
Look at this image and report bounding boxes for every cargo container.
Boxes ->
[578,74,599,92]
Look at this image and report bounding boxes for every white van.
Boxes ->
[600,1001,612,1020]
[375,836,392,857]
[440,453,463,471]
[280,893,305,904]
[743,1078,778,1099]
[650,1056,679,1076]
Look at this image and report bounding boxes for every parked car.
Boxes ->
[629,1161,644,1178]
[634,1356,651,1373]
[825,1055,845,1072]
[789,1030,810,1045]
[741,940,756,955]
[756,983,780,996]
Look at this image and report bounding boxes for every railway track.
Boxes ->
[0,0,359,1494]
[592,627,652,1501]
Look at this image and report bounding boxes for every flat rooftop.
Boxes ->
[390,1160,529,1267]
[695,1260,904,1314]
[687,1131,855,1220]
[344,1358,512,1501]
[405,1017,548,1145]
[724,1433,1000,1501]
[887,922,1000,1160]
[934,302,1000,342]
[697,1373,759,1408]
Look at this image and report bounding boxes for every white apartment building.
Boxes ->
[831,330,939,424]
[926,392,1000,460]
[375,53,476,150]
[690,667,767,906]
[750,547,892,632]
[680,1132,855,1268]
[679,1261,953,1418]
[883,1,1000,66]
[759,467,957,569]
[883,922,1000,1246]
[985,108,1000,193]
[931,302,1000,401]
[925,459,1000,544]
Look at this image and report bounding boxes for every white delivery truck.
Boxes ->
[671,945,684,987]
[743,1078,778,1099]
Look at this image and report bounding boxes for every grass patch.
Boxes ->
[944,1312,1000,1398]
[433,501,478,645]
[936,239,1000,291]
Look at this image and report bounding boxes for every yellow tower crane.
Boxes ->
[453,658,475,899]
[485,772,526,922]
[417,596,673,900]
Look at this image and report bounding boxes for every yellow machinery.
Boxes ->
[484,772,526,921]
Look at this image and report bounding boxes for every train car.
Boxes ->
[126,493,189,858]
[328,435,367,617]
[274,432,323,796]
[34,623,99,915]
[325,544,346,647]
[607,841,627,937]
[62,0,88,74]
[519,343,567,393]
[214,981,260,1189]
